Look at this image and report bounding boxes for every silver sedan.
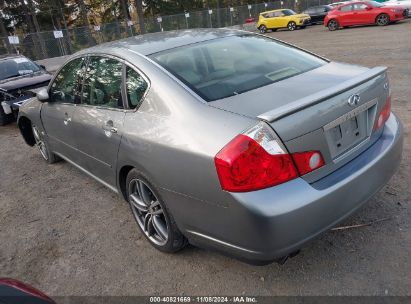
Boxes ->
[17,29,403,264]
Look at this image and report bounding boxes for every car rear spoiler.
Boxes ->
[258,66,387,123]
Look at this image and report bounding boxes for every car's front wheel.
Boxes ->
[376,13,390,26]
[259,25,267,33]
[327,19,339,31]
[126,169,187,253]
[287,21,297,31]
[32,124,59,163]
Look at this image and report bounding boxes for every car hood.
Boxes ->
[209,61,369,119]
[0,72,52,92]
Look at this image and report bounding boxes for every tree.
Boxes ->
[135,0,145,34]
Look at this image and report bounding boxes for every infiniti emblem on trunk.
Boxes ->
[348,94,360,107]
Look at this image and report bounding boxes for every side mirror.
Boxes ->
[39,64,46,70]
[366,6,373,10]
[37,88,49,102]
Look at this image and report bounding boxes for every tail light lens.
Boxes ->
[374,95,391,131]
[215,122,324,192]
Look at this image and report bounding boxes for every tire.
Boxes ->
[0,105,12,126]
[287,21,297,31]
[126,169,188,253]
[376,13,390,26]
[327,19,339,31]
[259,25,267,33]
[32,124,59,164]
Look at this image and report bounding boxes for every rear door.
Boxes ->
[71,55,125,187]
[41,57,86,160]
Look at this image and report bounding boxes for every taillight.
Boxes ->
[214,122,324,192]
[374,96,391,131]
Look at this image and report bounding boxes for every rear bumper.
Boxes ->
[180,114,403,264]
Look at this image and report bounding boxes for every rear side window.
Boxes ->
[82,56,123,109]
[340,5,353,11]
[49,57,86,104]
[150,35,325,102]
[126,67,148,109]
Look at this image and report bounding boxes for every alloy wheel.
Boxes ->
[288,22,296,31]
[32,125,49,161]
[328,20,338,31]
[376,14,389,26]
[128,178,169,246]
[259,25,267,33]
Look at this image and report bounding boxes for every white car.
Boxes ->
[384,0,411,12]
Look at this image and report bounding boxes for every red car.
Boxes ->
[324,0,408,30]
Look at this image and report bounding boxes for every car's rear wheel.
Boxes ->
[126,169,187,253]
[287,21,297,31]
[376,13,390,26]
[259,25,267,33]
[32,124,59,164]
[327,19,339,31]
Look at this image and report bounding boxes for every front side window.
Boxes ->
[49,57,86,104]
[353,3,369,10]
[126,67,148,109]
[82,56,123,109]
[151,35,325,102]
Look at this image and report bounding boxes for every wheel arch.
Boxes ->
[17,116,35,146]
[118,165,135,201]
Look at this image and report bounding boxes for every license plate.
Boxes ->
[324,99,377,158]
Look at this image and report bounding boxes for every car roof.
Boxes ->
[75,29,248,57]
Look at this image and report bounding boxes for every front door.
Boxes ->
[41,57,86,161]
[71,56,125,187]
[352,3,373,24]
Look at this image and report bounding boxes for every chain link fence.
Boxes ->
[0,0,332,61]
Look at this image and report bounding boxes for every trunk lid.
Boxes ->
[210,62,389,182]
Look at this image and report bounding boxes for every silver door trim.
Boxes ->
[54,152,118,193]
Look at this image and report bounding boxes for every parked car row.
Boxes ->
[257,0,408,32]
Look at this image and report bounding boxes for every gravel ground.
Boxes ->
[1,21,411,296]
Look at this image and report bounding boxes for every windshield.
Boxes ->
[368,1,384,6]
[150,35,326,102]
[282,9,297,15]
[0,57,41,81]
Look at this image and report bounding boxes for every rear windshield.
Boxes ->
[0,57,40,81]
[150,35,326,102]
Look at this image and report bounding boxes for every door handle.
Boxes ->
[63,113,71,126]
[102,120,118,134]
